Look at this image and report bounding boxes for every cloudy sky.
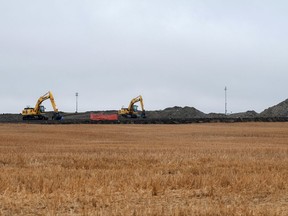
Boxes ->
[1,0,287,114]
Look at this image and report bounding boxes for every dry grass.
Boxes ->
[0,123,288,215]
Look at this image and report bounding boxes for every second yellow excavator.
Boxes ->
[118,95,146,118]
[22,91,63,120]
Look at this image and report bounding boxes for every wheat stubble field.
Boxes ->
[0,123,287,215]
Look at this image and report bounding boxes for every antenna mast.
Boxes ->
[75,92,79,113]
[225,86,227,115]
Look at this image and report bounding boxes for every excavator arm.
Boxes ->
[48,92,59,112]
[34,91,59,112]
[34,92,49,110]
[128,95,144,112]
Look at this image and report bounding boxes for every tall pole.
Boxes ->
[224,87,227,115]
[75,92,78,113]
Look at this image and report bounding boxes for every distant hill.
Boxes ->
[260,99,288,117]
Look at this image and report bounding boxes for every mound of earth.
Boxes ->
[206,113,226,118]
[0,114,22,122]
[147,106,206,119]
[61,112,92,120]
[206,111,259,119]
[260,99,288,117]
[229,110,259,118]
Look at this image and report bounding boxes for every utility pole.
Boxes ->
[75,92,78,113]
[224,86,227,115]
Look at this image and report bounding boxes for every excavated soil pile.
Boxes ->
[207,111,259,118]
[61,112,92,120]
[146,106,206,119]
[260,99,288,117]
[0,114,22,122]
[229,110,259,118]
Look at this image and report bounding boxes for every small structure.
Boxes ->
[90,113,118,121]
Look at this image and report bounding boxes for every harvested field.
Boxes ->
[0,123,288,215]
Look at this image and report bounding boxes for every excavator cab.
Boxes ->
[39,105,45,113]
[133,105,138,112]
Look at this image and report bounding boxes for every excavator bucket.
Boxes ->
[141,110,146,118]
[52,112,63,120]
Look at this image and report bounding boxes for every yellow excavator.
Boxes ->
[22,91,63,120]
[118,95,146,118]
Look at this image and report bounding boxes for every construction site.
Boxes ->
[2,0,288,214]
[0,93,288,215]
[1,91,288,124]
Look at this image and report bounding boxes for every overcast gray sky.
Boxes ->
[1,0,288,114]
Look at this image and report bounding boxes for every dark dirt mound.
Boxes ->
[207,111,259,118]
[147,106,206,119]
[260,99,288,117]
[0,114,22,122]
[61,112,91,120]
[229,110,259,118]
[206,113,226,118]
